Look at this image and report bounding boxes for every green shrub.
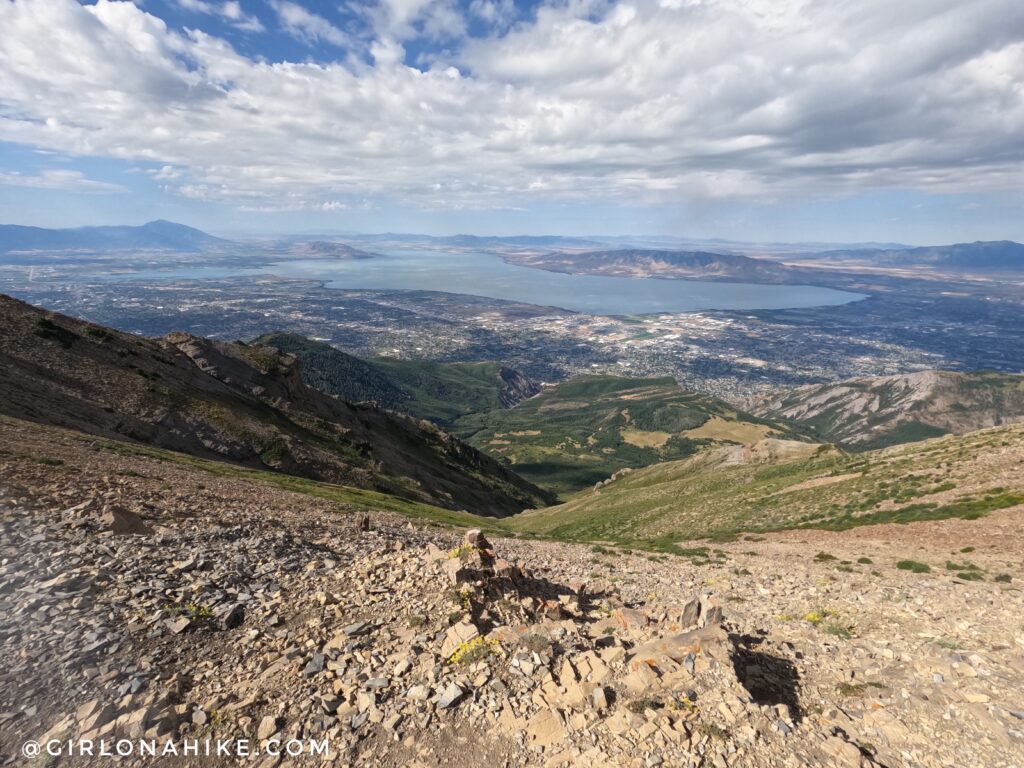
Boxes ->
[896,560,931,574]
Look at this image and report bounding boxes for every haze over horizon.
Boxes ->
[2,0,1024,243]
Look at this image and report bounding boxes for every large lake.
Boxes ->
[101,247,866,315]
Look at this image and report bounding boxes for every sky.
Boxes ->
[0,0,1023,243]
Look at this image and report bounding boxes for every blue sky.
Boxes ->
[1,0,1023,243]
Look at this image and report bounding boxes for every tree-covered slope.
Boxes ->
[454,375,802,495]
[253,332,539,425]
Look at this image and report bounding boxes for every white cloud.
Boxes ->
[0,169,127,193]
[468,0,516,29]
[0,0,1022,213]
[363,0,467,42]
[269,0,349,47]
[176,0,264,32]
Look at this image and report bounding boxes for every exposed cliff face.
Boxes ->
[751,370,1024,449]
[497,366,541,408]
[0,294,554,516]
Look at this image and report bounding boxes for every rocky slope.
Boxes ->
[0,295,552,516]
[750,371,1024,449]
[0,416,1021,768]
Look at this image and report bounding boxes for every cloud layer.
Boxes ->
[1,0,1022,212]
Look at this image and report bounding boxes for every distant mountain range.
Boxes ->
[0,220,226,253]
[4,220,1021,276]
[806,240,1024,272]
[342,232,607,249]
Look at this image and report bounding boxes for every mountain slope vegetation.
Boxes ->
[511,424,1024,551]
[751,370,1024,450]
[0,295,552,516]
[254,332,539,425]
[453,375,802,495]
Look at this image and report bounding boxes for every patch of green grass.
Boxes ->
[994,574,1012,583]
[857,557,873,564]
[814,552,838,562]
[945,560,981,572]
[954,571,984,582]
[896,560,931,574]
[507,423,1024,552]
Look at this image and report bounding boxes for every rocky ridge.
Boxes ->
[0,294,552,516]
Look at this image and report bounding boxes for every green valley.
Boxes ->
[453,375,802,495]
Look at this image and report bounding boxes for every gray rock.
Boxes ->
[220,603,245,630]
[165,617,191,634]
[437,683,464,709]
[303,653,326,677]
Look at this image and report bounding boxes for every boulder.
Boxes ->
[441,621,480,659]
[100,506,153,535]
[437,683,464,709]
[629,623,730,667]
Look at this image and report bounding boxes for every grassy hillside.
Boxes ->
[510,424,1024,552]
[454,375,801,495]
[254,332,537,425]
[752,370,1024,450]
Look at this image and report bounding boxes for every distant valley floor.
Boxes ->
[2,268,1022,401]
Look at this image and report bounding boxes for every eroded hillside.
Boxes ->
[751,370,1024,449]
